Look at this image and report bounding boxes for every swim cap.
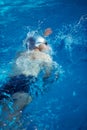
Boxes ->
[35,36,47,47]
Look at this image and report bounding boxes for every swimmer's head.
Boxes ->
[35,36,53,54]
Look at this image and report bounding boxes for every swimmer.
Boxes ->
[0,45,52,124]
[0,28,57,128]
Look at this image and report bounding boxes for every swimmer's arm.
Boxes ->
[43,61,59,80]
[43,62,53,79]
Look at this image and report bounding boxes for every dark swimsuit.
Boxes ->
[0,75,36,100]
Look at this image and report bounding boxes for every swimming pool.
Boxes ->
[0,0,87,130]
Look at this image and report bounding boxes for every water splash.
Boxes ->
[54,14,87,49]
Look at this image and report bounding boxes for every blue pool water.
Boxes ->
[0,0,87,130]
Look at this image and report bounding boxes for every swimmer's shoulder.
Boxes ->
[41,52,53,62]
[38,51,53,64]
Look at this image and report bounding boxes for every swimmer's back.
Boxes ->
[29,50,52,62]
[11,50,53,77]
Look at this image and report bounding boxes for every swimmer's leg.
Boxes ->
[8,92,32,120]
[0,92,32,128]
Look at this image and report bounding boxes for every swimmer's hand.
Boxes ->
[43,71,51,79]
[44,28,52,36]
[43,63,52,80]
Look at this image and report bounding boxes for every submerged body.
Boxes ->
[0,47,55,129]
[12,49,53,77]
[0,29,58,129]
